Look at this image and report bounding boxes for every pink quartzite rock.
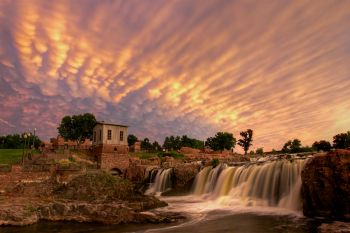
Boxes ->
[301,150,350,220]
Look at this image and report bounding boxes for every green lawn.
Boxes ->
[0,149,23,164]
[0,149,40,165]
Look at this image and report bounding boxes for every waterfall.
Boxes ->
[192,159,306,211]
[145,168,173,195]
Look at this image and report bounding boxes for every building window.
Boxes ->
[99,130,102,140]
[108,130,112,140]
[93,131,96,142]
[120,131,124,141]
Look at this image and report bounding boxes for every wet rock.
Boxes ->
[37,201,134,224]
[0,204,38,226]
[318,221,350,233]
[301,150,350,220]
[173,163,201,191]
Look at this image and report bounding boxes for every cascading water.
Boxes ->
[145,168,173,195]
[192,159,307,211]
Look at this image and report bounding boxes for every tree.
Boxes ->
[256,147,264,155]
[180,135,204,149]
[312,140,332,152]
[0,134,41,149]
[282,139,302,153]
[152,141,161,151]
[57,113,96,146]
[141,138,152,151]
[163,137,171,150]
[333,131,350,149]
[238,129,253,154]
[162,135,204,151]
[205,132,236,151]
[127,134,138,146]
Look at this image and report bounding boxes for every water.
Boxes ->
[145,168,173,195]
[0,196,320,233]
[0,159,323,232]
[192,159,306,211]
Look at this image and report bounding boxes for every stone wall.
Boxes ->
[99,153,130,171]
[94,144,128,154]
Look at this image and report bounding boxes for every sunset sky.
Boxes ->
[0,0,349,151]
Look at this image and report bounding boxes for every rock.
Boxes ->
[37,201,134,224]
[0,170,174,226]
[180,147,201,155]
[135,211,187,223]
[127,195,168,211]
[318,221,350,233]
[301,150,350,220]
[173,163,200,191]
[0,198,172,226]
[0,204,38,226]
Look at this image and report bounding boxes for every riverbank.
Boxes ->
[0,171,185,226]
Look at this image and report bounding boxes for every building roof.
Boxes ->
[95,121,128,128]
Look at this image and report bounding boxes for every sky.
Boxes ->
[0,0,350,151]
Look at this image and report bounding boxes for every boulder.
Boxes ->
[301,150,350,220]
[173,163,201,191]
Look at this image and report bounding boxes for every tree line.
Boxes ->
[0,134,41,149]
[2,110,350,155]
[48,113,350,154]
[129,130,350,155]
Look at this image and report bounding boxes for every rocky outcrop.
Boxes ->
[318,221,350,233]
[0,171,176,226]
[172,163,201,191]
[301,150,350,220]
[0,198,172,226]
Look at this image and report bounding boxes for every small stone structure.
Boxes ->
[92,121,130,172]
[129,141,141,152]
[50,136,92,150]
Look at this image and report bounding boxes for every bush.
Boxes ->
[157,151,184,160]
[256,148,264,155]
[54,171,134,201]
[211,158,219,167]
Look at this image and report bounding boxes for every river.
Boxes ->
[0,158,323,232]
[0,196,321,233]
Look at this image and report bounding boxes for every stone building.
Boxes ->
[50,136,92,150]
[129,141,141,152]
[92,122,129,172]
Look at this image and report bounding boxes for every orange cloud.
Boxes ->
[0,0,350,150]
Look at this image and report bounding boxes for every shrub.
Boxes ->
[157,151,184,160]
[54,171,134,201]
[256,148,264,155]
[211,158,219,167]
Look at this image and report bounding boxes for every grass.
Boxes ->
[130,152,158,159]
[130,151,185,160]
[0,149,23,164]
[158,151,184,160]
[0,149,40,165]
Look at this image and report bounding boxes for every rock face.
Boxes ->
[173,163,200,191]
[301,150,350,220]
[0,199,169,226]
[0,171,172,226]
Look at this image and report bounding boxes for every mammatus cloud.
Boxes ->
[0,0,350,151]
